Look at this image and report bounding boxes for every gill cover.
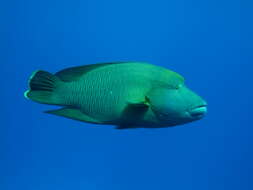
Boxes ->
[147,87,186,120]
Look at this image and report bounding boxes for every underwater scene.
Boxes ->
[2,0,252,189]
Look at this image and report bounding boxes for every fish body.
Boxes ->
[24,62,207,129]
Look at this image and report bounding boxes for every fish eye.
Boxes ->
[175,84,183,90]
[166,83,183,90]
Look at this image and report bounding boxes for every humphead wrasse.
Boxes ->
[24,62,207,129]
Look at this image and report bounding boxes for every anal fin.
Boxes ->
[45,107,102,124]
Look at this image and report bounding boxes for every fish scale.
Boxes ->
[60,64,154,121]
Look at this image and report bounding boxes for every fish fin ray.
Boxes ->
[24,70,62,105]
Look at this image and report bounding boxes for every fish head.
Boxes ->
[147,84,207,126]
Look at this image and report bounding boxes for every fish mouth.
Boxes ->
[188,105,207,118]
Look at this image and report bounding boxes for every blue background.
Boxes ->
[1,0,252,189]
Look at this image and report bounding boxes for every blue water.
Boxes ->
[1,0,252,189]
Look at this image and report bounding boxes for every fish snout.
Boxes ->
[188,103,207,119]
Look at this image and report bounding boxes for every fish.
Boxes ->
[24,62,207,129]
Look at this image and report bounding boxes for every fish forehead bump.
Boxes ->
[142,64,185,88]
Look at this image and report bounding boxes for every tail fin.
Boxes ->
[24,70,63,105]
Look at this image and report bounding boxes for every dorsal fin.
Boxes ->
[55,62,129,82]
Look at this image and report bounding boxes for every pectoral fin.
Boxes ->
[45,107,102,124]
[117,99,149,129]
[127,96,150,111]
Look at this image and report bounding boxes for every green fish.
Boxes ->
[24,62,207,129]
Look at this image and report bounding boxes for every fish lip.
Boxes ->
[188,105,207,118]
